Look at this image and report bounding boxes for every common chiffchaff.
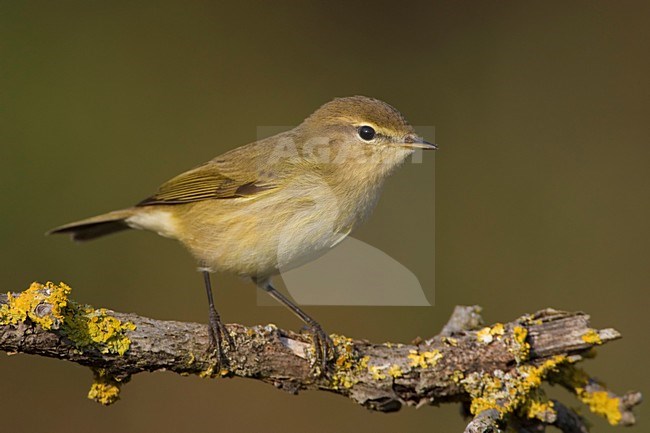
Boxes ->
[50,96,436,371]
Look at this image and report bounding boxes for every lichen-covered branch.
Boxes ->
[0,282,642,432]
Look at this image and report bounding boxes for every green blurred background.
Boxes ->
[1,1,648,432]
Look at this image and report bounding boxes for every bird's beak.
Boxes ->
[401,137,438,150]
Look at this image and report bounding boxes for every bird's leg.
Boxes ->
[255,278,333,374]
[203,271,234,368]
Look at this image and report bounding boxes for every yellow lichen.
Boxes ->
[408,349,442,369]
[387,364,403,378]
[88,380,121,405]
[517,356,565,390]
[521,390,556,422]
[408,350,424,368]
[369,365,387,380]
[491,323,505,336]
[64,306,136,355]
[462,372,503,415]
[1,283,139,405]
[510,326,530,363]
[423,350,443,366]
[1,282,136,356]
[366,363,404,380]
[552,365,622,425]
[462,355,567,417]
[87,369,122,406]
[329,334,368,389]
[442,336,458,346]
[476,327,493,343]
[0,282,70,330]
[581,329,602,345]
[578,390,621,425]
[476,323,506,345]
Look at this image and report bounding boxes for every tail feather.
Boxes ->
[47,209,135,242]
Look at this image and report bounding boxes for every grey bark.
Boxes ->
[0,294,641,432]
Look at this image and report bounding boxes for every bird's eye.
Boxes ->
[358,125,376,141]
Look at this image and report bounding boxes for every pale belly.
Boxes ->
[168,181,380,278]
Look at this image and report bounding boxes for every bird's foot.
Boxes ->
[207,309,235,371]
[306,322,334,376]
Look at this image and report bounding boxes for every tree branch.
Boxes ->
[0,282,642,432]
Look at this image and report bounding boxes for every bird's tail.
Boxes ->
[47,208,136,241]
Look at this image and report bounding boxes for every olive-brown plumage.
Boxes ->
[49,96,436,371]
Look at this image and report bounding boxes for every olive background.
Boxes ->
[1,2,648,432]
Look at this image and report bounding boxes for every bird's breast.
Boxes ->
[174,173,380,276]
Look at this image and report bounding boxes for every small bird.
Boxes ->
[49,96,436,371]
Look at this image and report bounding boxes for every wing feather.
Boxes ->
[137,162,275,206]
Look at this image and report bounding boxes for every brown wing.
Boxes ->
[137,162,275,206]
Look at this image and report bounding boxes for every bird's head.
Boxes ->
[302,95,435,150]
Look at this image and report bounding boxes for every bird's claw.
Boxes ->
[307,323,334,376]
[207,309,235,370]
